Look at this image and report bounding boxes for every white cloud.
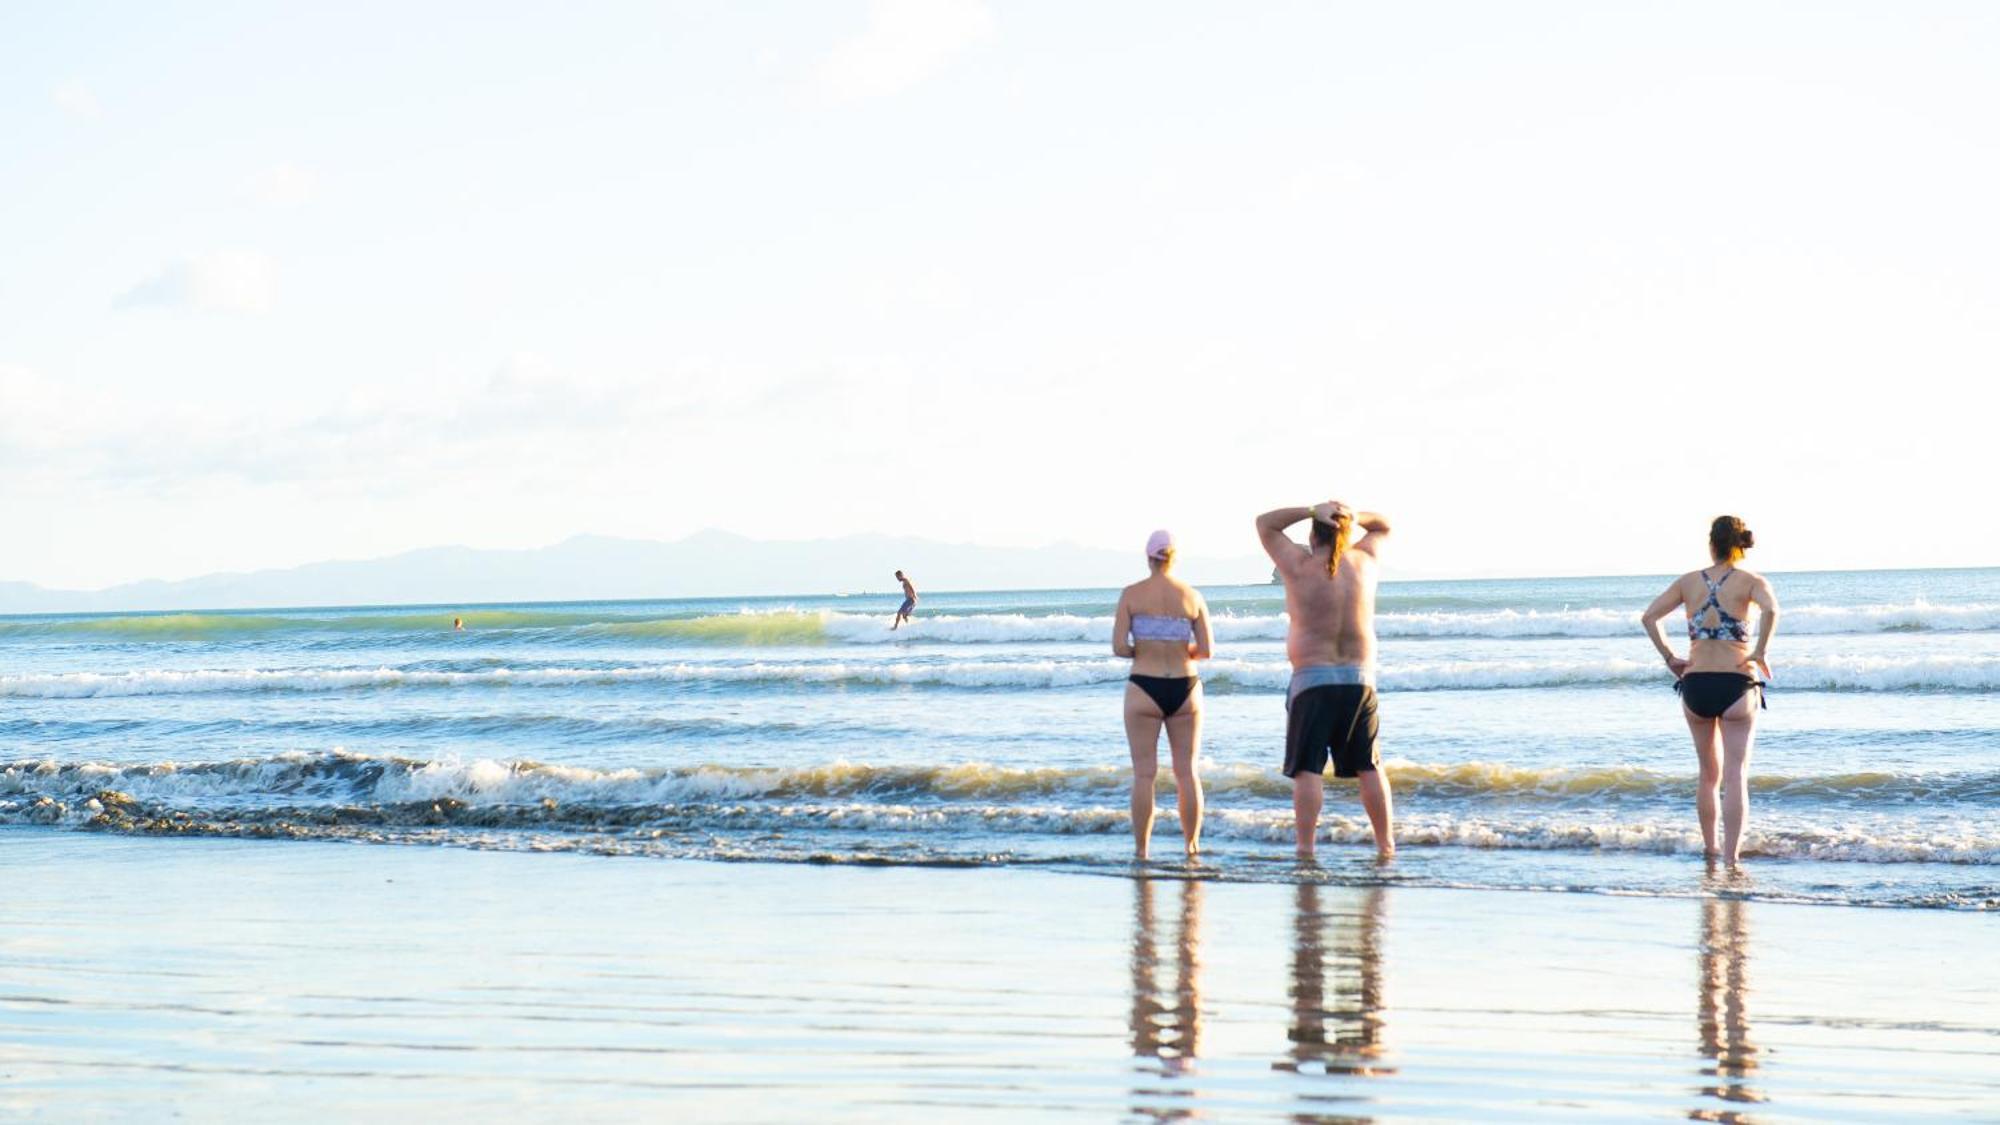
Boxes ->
[51,80,102,120]
[813,0,994,103]
[116,251,277,314]
[854,268,966,318]
[0,364,152,492]
[0,365,74,451]
[242,163,319,207]
[0,352,782,498]
[1279,162,1370,204]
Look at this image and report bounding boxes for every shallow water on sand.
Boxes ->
[3,836,1994,1120]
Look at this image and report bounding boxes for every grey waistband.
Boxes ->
[1287,664,1377,708]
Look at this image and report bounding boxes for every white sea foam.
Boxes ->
[13,753,1991,808]
[7,784,1992,860]
[9,651,2000,698]
[0,660,1135,697]
[9,750,1997,873]
[823,601,2000,643]
[822,611,1110,644]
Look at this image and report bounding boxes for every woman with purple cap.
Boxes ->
[1111,529,1214,860]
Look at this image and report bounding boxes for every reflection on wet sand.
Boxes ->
[1692,891,1764,1122]
[1129,877,1204,1119]
[1275,882,1393,1080]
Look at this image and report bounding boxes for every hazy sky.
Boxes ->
[4,1,1997,589]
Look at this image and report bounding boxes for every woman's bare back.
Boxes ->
[1675,565,1768,674]
[1119,574,1207,676]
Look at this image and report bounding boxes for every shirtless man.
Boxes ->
[890,570,919,630]
[1256,500,1395,858]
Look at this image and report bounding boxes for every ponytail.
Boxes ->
[1310,516,1353,577]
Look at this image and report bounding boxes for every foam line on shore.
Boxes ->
[6,750,1997,817]
[7,792,1994,869]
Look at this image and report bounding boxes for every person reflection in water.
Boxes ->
[1275,883,1392,1079]
[1129,876,1204,1099]
[1692,893,1763,1120]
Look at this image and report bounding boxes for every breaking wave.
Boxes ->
[6,799,1994,872]
[6,599,1999,644]
[6,751,1995,816]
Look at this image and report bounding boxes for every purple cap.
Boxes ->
[1145,529,1175,560]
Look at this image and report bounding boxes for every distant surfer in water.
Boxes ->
[452,617,464,631]
[1257,499,1396,859]
[891,571,918,630]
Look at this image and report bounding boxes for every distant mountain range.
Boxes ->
[0,531,1275,614]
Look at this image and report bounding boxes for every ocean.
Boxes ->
[4,567,1996,911]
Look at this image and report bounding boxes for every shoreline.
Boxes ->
[5,819,1993,914]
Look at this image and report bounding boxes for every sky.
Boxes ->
[4,0,1997,590]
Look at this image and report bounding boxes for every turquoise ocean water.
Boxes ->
[4,568,1996,909]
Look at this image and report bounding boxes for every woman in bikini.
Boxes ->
[1112,529,1214,860]
[1642,515,1781,866]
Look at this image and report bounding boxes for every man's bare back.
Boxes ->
[1275,543,1378,668]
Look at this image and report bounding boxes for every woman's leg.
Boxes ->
[1125,683,1165,860]
[1163,686,1205,857]
[1718,691,1760,866]
[1685,707,1722,857]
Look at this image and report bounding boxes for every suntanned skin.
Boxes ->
[1111,554,1214,860]
[1256,501,1395,859]
[890,571,919,630]
[1642,548,1780,867]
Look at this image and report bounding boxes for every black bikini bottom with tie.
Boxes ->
[1677,672,1766,719]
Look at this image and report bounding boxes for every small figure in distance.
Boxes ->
[1111,529,1214,861]
[1256,499,1395,860]
[890,570,919,630]
[452,616,464,631]
[1641,515,1780,868]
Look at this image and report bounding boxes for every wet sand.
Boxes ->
[2,832,1994,1120]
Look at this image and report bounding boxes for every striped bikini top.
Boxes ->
[1130,614,1195,643]
[1688,568,1749,642]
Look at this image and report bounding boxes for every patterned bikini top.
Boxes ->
[1131,614,1195,643]
[1688,568,1749,642]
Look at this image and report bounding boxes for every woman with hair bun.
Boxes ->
[1641,515,1781,866]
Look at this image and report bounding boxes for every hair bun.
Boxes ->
[1708,515,1752,559]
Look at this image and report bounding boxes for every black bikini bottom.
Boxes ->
[1129,674,1198,717]
[1677,672,1766,719]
